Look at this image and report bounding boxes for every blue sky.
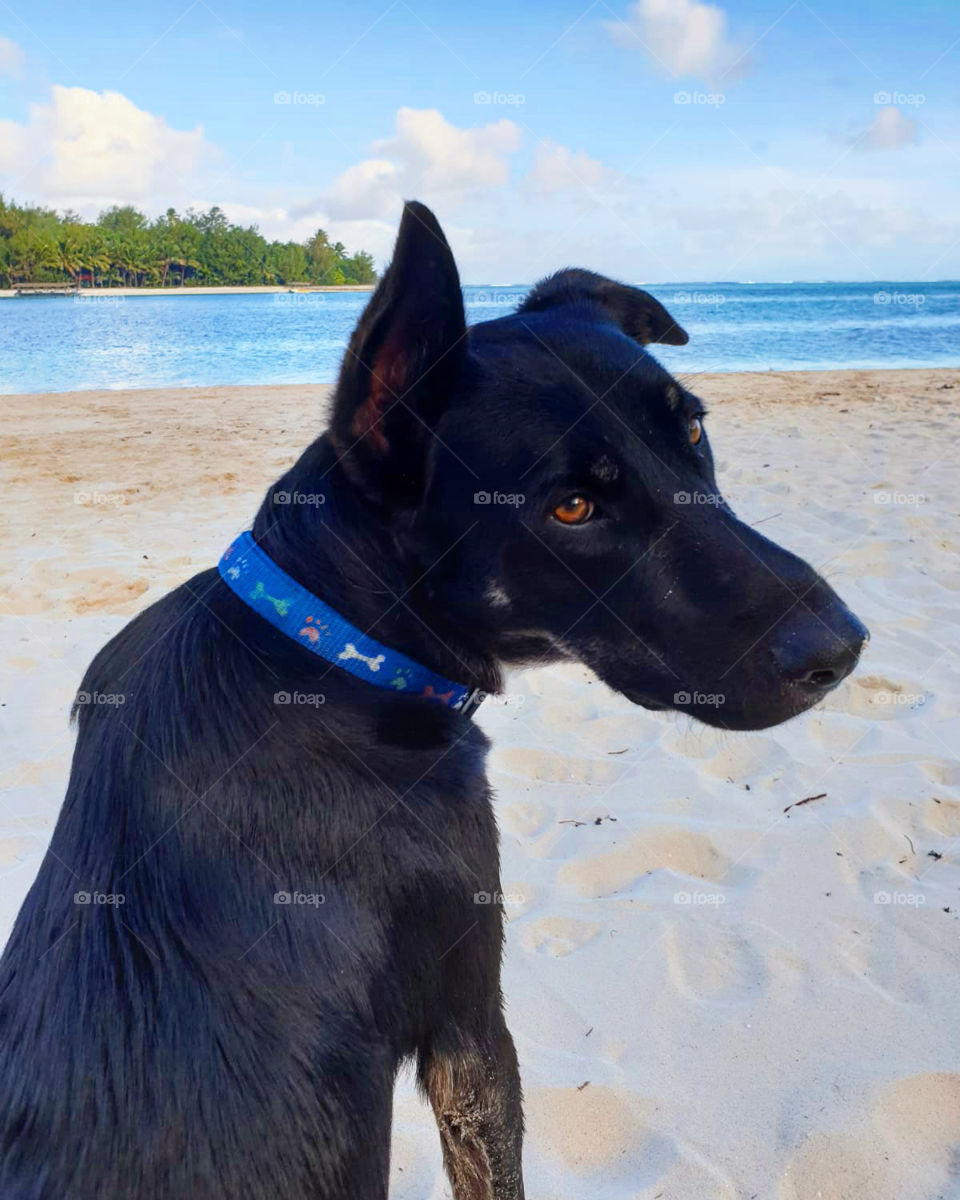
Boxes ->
[1,0,958,280]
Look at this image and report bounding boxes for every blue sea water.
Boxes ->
[0,281,957,394]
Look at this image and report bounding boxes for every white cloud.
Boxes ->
[858,106,918,151]
[0,85,212,209]
[314,107,523,220]
[526,140,615,195]
[0,118,27,174]
[605,0,745,82]
[0,37,24,78]
[321,159,401,222]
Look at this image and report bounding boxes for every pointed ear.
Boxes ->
[329,201,466,503]
[519,268,689,346]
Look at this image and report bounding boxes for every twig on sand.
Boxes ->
[783,792,827,814]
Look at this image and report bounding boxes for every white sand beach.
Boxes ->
[1,369,959,1198]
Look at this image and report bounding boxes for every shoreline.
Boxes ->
[1,364,957,402]
[0,283,375,299]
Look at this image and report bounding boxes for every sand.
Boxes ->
[1,368,959,1198]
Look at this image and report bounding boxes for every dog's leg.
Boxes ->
[419,1013,524,1200]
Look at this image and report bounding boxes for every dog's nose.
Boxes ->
[772,609,869,693]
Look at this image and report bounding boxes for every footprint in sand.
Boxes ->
[524,1085,673,1184]
[499,799,552,838]
[559,829,735,898]
[490,746,624,786]
[0,838,38,871]
[926,796,960,836]
[519,916,600,957]
[829,673,930,721]
[70,573,150,615]
[526,1084,738,1195]
[834,919,931,1006]
[919,758,960,789]
[646,1153,739,1199]
[780,1072,960,1200]
[574,711,662,754]
[664,921,769,1005]
[699,737,793,784]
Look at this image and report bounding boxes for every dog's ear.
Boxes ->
[519,268,688,346]
[329,201,466,504]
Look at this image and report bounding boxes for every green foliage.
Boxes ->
[0,195,378,289]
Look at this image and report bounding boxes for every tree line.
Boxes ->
[0,198,378,289]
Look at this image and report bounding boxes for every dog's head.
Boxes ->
[327,202,867,731]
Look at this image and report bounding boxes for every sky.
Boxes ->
[0,0,958,282]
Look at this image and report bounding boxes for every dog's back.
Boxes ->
[0,570,500,1197]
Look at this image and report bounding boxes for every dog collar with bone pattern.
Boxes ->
[218,532,483,715]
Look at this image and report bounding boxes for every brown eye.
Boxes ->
[552,495,595,525]
[688,416,703,446]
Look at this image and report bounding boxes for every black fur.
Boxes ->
[0,201,866,1198]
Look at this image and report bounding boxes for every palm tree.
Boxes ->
[56,229,84,283]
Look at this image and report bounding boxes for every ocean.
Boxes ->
[1,281,957,394]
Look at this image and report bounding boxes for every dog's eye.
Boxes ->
[688,416,703,446]
[552,496,595,525]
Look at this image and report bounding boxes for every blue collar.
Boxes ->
[218,532,482,715]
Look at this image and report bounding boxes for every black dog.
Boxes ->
[0,202,866,1198]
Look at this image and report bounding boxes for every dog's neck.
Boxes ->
[250,436,501,701]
